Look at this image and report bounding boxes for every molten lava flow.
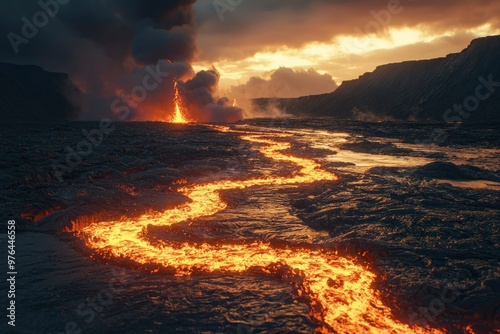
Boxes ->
[78,126,443,333]
[170,80,189,124]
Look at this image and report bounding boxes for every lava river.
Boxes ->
[77,125,442,333]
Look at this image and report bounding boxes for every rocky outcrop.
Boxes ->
[0,63,80,122]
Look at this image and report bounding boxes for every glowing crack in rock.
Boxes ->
[77,125,443,333]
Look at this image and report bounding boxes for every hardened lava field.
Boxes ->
[0,119,499,333]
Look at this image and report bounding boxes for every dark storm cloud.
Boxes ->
[194,0,500,62]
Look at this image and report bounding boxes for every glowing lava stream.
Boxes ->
[79,126,442,334]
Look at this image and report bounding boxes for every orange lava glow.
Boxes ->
[77,125,444,333]
[21,205,62,222]
[169,80,189,124]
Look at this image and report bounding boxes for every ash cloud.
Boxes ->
[131,25,197,65]
[0,0,243,122]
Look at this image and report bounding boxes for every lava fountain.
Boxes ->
[77,125,443,333]
[169,80,189,124]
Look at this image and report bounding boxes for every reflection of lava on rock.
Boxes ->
[77,125,443,333]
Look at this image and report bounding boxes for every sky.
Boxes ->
[1,0,499,120]
[192,0,500,96]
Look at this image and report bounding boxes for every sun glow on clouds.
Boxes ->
[335,23,500,56]
[197,24,500,92]
[197,27,434,88]
[337,27,433,55]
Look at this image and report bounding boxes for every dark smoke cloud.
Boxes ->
[186,69,220,95]
[183,68,243,122]
[0,0,243,122]
[132,25,197,65]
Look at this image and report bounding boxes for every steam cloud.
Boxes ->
[0,0,243,122]
[228,67,337,118]
[230,67,337,99]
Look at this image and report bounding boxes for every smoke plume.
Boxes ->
[0,0,243,122]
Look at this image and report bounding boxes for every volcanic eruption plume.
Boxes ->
[0,0,243,122]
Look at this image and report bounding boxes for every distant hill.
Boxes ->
[0,63,80,122]
[253,35,500,122]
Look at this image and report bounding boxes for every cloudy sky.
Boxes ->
[192,0,500,95]
[1,0,499,120]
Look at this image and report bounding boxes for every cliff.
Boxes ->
[253,35,500,122]
[0,63,80,122]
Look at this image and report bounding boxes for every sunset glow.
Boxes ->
[2,0,499,332]
[196,24,500,91]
